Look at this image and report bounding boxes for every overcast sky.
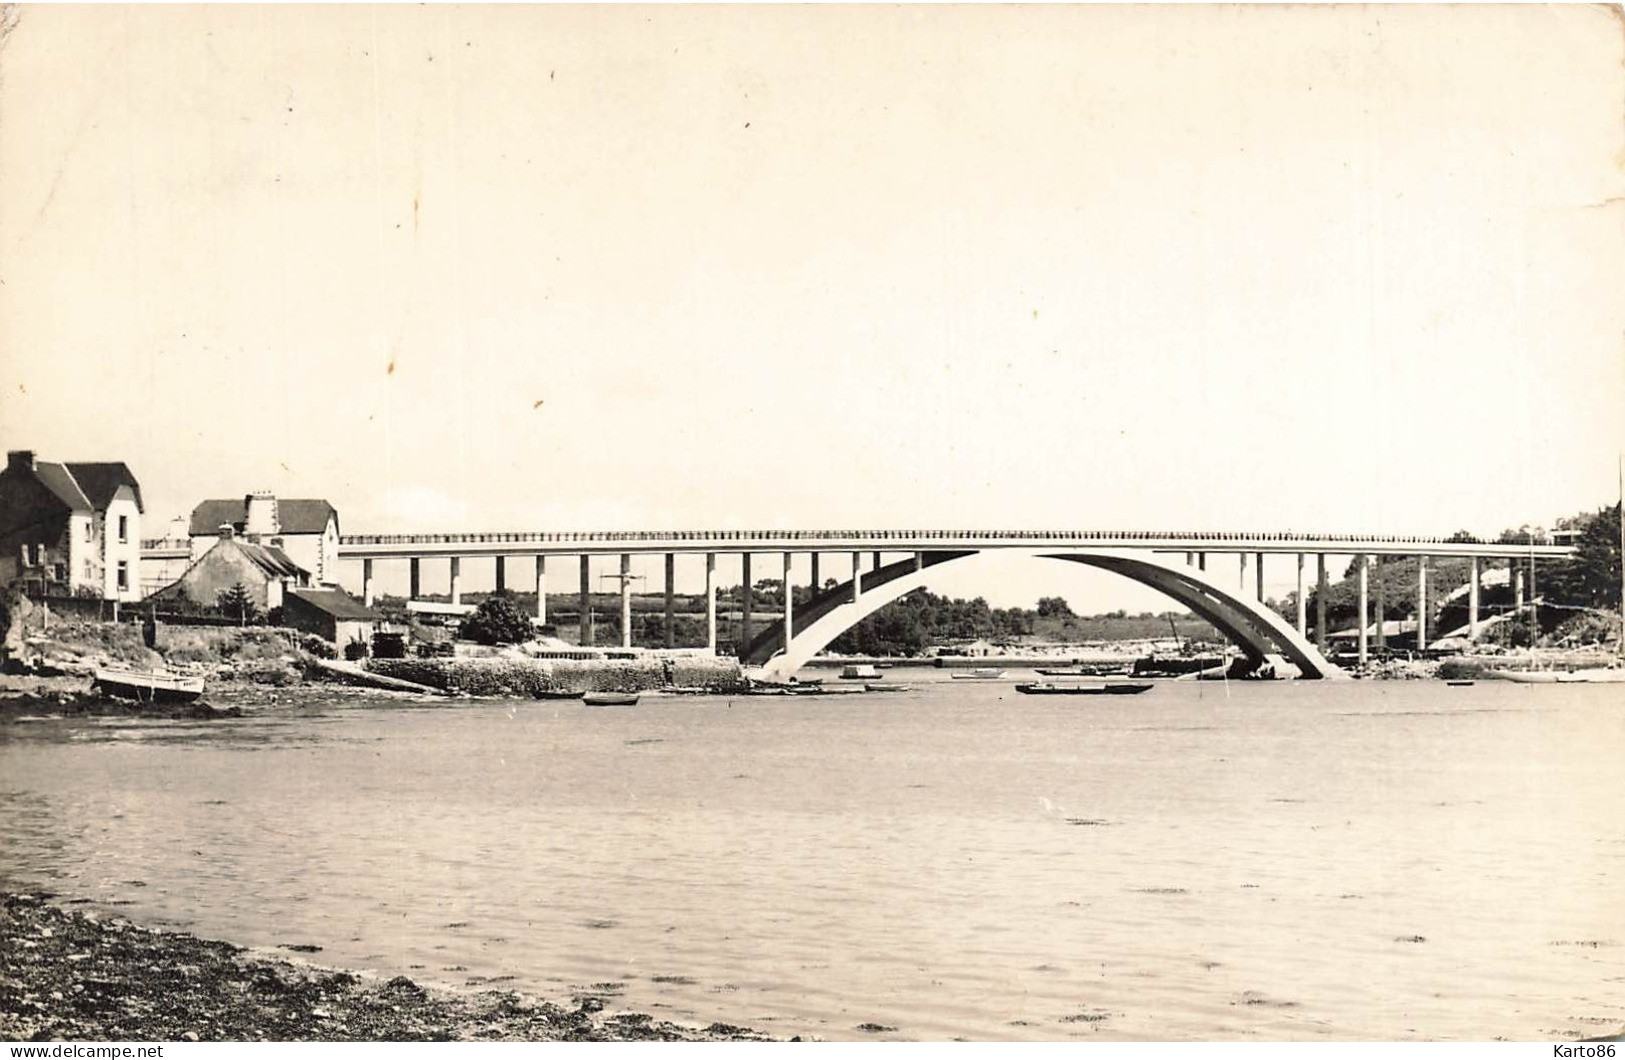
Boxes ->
[2,4,1621,607]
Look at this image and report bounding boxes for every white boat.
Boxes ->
[93,666,206,703]
[1492,668,1625,684]
[839,664,882,680]
[583,691,640,706]
[950,667,1007,680]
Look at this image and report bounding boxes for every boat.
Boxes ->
[950,668,1007,680]
[839,664,882,680]
[93,666,206,704]
[534,689,585,700]
[582,691,640,706]
[1445,680,1475,687]
[1014,681,1154,696]
[1492,668,1625,684]
[864,682,913,693]
[1036,664,1132,677]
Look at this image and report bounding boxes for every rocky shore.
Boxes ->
[0,892,770,1042]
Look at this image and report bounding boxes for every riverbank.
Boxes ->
[0,892,770,1042]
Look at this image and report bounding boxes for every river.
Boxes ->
[2,673,1621,1041]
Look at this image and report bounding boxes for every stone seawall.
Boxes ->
[368,655,747,696]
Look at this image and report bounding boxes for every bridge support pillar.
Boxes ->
[1357,554,1369,666]
[705,553,717,652]
[620,554,632,649]
[494,555,506,594]
[578,556,590,645]
[851,552,862,602]
[1295,553,1307,637]
[782,552,793,656]
[1416,557,1428,651]
[1255,552,1265,602]
[664,553,675,649]
[409,557,421,602]
[1238,552,1247,592]
[1315,554,1328,652]
[449,557,461,607]
[1198,552,1207,572]
[1467,556,1480,639]
[810,553,820,595]
[1186,551,1194,566]
[362,558,374,607]
[534,556,547,624]
[740,554,752,659]
[1527,555,1539,641]
[1375,558,1386,650]
[914,551,924,572]
[1513,563,1524,611]
[873,551,882,572]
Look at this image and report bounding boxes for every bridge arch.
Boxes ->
[748,548,1347,681]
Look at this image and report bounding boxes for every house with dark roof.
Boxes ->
[188,492,340,585]
[149,526,311,615]
[281,586,382,648]
[0,449,144,601]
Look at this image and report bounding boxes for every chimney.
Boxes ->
[218,524,235,540]
[244,491,279,537]
[7,450,35,472]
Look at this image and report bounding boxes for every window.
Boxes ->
[85,522,94,542]
[116,561,129,591]
[118,515,128,543]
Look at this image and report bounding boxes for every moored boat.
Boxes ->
[534,689,585,700]
[951,667,1007,680]
[864,682,913,693]
[839,664,882,680]
[1492,668,1625,684]
[93,666,206,704]
[1014,681,1154,696]
[582,691,640,706]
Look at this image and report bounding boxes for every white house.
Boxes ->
[187,493,341,586]
[0,450,144,601]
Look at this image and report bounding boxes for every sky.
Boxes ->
[2,4,1622,608]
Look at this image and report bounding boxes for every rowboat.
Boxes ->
[950,668,1007,680]
[583,691,640,706]
[534,689,585,700]
[864,682,913,693]
[1014,681,1154,696]
[1492,668,1625,684]
[93,666,206,704]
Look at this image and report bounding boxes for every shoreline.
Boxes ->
[0,891,772,1042]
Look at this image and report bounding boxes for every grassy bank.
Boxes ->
[0,892,768,1042]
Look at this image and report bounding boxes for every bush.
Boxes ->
[343,639,369,662]
[460,591,535,646]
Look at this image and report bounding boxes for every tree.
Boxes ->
[1542,503,1622,609]
[216,583,259,625]
[1035,596,1074,618]
[460,590,535,645]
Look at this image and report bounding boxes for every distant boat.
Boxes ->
[1015,681,1154,696]
[534,689,585,700]
[951,668,1007,680]
[1037,664,1131,678]
[1492,668,1625,684]
[864,682,913,693]
[840,664,882,680]
[93,666,205,704]
[583,691,640,706]
[1445,680,1475,687]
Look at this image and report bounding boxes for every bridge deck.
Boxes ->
[335,530,1572,560]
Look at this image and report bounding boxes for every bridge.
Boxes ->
[334,530,1574,680]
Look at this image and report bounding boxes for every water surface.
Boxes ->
[3,674,1621,1040]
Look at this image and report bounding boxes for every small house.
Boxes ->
[0,449,144,601]
[282,587,382,648]
[188,493,341,585]
[149,527,309,615]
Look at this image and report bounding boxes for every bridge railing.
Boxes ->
[339,529,1563,548]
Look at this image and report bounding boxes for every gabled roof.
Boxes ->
[236,540,307,580]
[287,587,378,620]
[32,462,94,513]
[63,462,144,513]
[188,497,337,536]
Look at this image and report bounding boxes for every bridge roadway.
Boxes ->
[333,530,1572,679]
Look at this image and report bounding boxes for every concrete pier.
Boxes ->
[449,557,461,607]
[740,554,753,657]
[1356,554,1369,666]
[1295,553,1306,637]
[705,553,717,652]
[534,556,547,623]
[1198,552,1207,572]
[781,552,793,652]
[872,551,882,571]
[409,557,421,601]
[1467,556,1480,639]
[619,554,632,649]
[578,556,590,645]
[1416,557,1428,651]
[1238,552,1247,592]
[851,551,862,603]
[664,553,675,649]
[1315,554,1328,652]
[494,555,506,593]
[1255,552,1265,602]
[810,553,820,594]
[362,558,374,607]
